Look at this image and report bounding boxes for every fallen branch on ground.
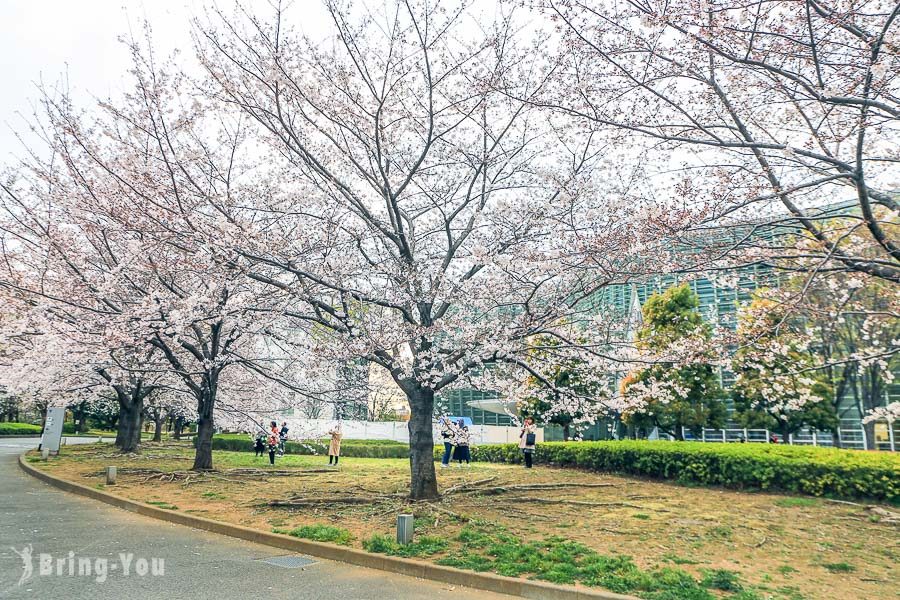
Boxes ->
[84,467,332,482]
[867,506,900,524]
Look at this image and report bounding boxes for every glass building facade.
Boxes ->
[441,263,899,441]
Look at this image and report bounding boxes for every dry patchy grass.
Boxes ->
[32,442,899,600]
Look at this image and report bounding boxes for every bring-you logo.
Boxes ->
[10,545,164,585]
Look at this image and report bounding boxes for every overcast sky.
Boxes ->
[0,1,198,162]
[0,0,345,165]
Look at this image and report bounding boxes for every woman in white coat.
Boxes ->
[327,422,343,466]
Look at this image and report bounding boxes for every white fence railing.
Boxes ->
[672,426,897,451]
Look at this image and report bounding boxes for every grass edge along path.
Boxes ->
[21,450,756,600]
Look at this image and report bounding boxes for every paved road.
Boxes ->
[0,438,512,600]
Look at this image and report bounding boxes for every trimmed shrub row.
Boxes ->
[465,440,899,502]
[205,434,412,458]
[204,434,898,501]
[0,422,43,435]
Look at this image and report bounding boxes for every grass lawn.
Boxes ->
[32,442,898,600]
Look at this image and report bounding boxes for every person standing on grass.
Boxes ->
[267,421,279,465]
[451,419,471,467]
[278,421,289,456]
[519,417,537,468]
[439,416,456,468]
[253,428,266,457]
[328,422,342,466]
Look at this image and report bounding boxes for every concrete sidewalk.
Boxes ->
[0,438,513,599]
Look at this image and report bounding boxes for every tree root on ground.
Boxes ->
[447,482,619,496]
[442,477,497,494]
[424,502,471,522]
[84,467,334,483]
[266,495,387,508]
[513,497,656,509]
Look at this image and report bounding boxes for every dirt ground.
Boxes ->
[32,442,899,600]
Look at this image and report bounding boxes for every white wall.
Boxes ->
[276,419,543,445]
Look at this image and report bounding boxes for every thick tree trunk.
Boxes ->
[406,386,439,500]
[780,424,792,443]
[192,374,219,471]
[173,416,184,440]
[192,398,214,470]
[71,401,88,433]
[115,392,144,454]
[563,423,571,442]
[152,411,163,442]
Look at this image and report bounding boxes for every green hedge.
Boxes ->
[0,422,77,435]
[0,422,43,435]
[463,441,899,502]
[203,434,413,458]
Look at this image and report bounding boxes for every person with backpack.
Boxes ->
[439,416,456,468]
[519,417,537,468]
[451,419,471,466]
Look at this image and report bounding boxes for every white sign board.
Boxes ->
[40,407,66,453]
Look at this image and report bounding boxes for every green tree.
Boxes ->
[519,336,609,441]
[622,284,726,440]
[522,344,607,441]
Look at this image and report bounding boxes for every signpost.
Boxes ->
[40,407,66,455]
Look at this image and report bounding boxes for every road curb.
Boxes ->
[19,452,638,600]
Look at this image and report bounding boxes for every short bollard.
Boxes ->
[396,514,414,545]
[41,448,50,461]
[105,466,117,485]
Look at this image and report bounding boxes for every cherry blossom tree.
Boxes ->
[541,0,900,282]
[863,401,900,425]
[0,31,283,467]
[0,307,165,452]
[190,0,720,498]
[730,293,837,439]
[745,268,898,447]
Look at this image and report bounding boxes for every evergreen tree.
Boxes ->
[622,284,726,440]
